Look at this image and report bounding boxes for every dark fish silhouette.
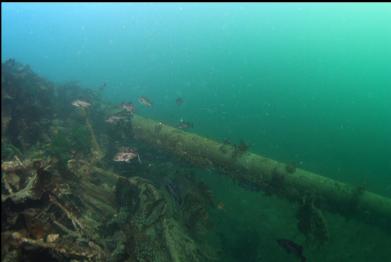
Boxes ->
[177,119,193,130]
[176,97,184,106]
[276,239,306,262]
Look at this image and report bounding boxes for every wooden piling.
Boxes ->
[131,114,391,231]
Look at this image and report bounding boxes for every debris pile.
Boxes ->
[1,60,215,261]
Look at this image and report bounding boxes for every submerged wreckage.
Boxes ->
[131,114,391,232]
[1,60,213,261]
[1,59,391,261]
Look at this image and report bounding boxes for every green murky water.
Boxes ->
[2,3,391,261]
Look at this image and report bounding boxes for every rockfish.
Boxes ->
[72,99,91,109]
[113,147,141,164]
[122,102,135,113]
[138,96,152,107]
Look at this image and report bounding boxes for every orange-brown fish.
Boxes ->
[113,147,141,164]
[138,96,152,107]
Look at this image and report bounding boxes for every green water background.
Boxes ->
[2,3,391,261]
[3,3,390,197]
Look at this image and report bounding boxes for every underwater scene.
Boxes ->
[1,3,391,262]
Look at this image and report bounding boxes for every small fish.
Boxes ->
[138,96,153,107]
[121,102,135,113]
[176,97,184,106]
[177,118,193,130]
[276,239,306,262]
[217,201,225,210]
[72,99,91,109]
[46,233,60,243]
[105,115,126,124]
[113,147,139,163]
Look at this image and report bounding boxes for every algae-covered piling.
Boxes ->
[132,114,391,231]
